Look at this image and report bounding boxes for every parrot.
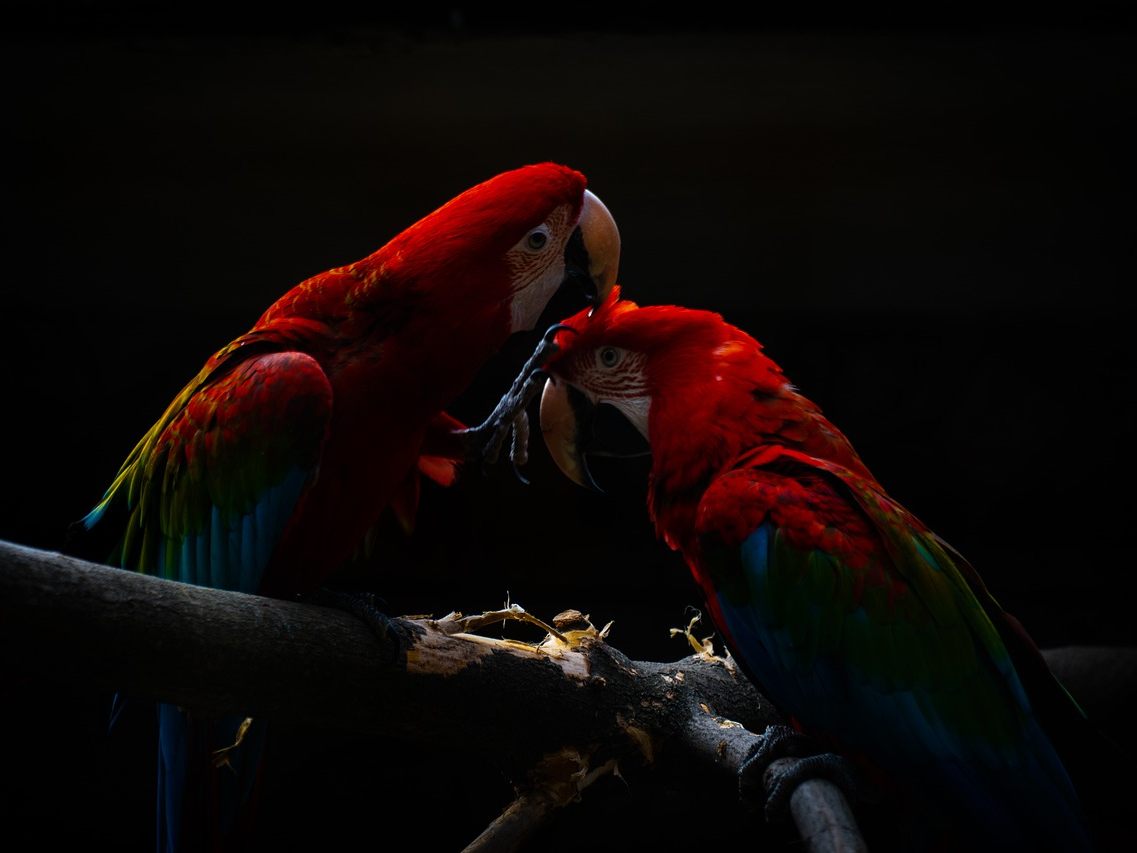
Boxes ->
[538,288,1093,851]
[72,162,620,852]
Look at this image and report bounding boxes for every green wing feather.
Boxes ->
[695,451,1089,847]
[83,342,332,593]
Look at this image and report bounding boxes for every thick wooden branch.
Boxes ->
[5,538,1129,850]
[0,539,865,848]
[0,540,770,753]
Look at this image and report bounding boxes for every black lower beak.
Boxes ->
[586,403,652,461]
[563,227,599,305]
[540,377,650,493]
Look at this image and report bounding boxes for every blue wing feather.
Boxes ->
[708,508,1091,850]
[80,351,333,852]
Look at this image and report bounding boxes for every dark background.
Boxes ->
[3,3,1135,850]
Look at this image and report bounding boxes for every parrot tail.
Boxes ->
[157,705,267,853]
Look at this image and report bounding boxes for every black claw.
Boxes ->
[460,329,565,471]
[309,588,402,665]
[762,754,860,822]
[511,462,530,486]
[738,725,859,822]
[542,322,576,343]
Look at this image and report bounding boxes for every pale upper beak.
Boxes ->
[539,375,651,491]
[571,189,620,304]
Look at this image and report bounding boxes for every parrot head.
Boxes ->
[539,287,791,490]
[373,162,620,334]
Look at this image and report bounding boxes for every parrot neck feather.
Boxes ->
[640,327,876,557]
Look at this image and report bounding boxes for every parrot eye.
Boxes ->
[525,227,550,251]
[599,347,622,368]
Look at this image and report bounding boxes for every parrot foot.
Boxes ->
[458,323,573,473]
[309,588,408,664]
[738,725,860,823]
[509,409,531,485]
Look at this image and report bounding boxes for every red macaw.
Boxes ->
[538,288,1092,851]
[75,163,620,852]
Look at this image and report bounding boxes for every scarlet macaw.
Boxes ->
[539,289,1091,850]
[76,163,620,852]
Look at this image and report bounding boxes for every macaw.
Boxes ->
[74,162,620,852]
[538,288,1092,851]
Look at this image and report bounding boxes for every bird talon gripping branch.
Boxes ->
[737,725,859,822]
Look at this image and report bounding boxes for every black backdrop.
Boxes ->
[3,5,1135,850]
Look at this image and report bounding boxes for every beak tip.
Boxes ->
[581,462,605,494]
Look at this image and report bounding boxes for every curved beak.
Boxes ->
[564,189,620,305]
[539,376,603,491]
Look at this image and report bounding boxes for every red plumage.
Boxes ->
[78,163,620,853]
[541,288,1096,850]
[83,162,614,596]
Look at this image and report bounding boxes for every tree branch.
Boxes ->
[0,538,854,847]
[8,539,1127,850]
[0,540,768,755]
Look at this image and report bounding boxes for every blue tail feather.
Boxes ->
[156,704,267,853]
